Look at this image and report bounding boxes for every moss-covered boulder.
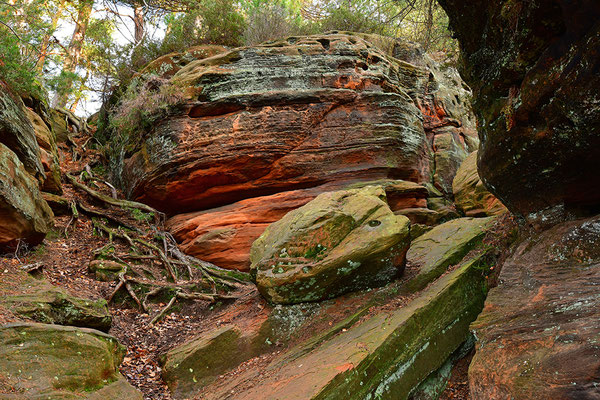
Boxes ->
[201,257,488,400]
[452,152,506,217]
[251,186,411,304]
[0,323,142,399]
[0,84,44,180]
[404,217,495,292]
[0,142,53,250]
[3,277,112,332]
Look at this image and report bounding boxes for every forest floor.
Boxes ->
[0,132,483,400]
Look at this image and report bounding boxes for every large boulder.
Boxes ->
[0,142,53,250]
[469,215,600,399]
[0,84,45,181]
[452,151,506,217]
[167,179,429,272]
[0,323,142,399]
[251,186,411,304]
[125,33,477,270]
[437,0,600,223]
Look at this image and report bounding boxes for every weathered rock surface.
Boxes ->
[0,323,142,399]
[0,142,53,250]
[469,215,600,399]
[25,107,62,194]
[452,151,506,217]
[438,0,600,222]
[0,84,45,180]
[140,45,228,78]
[251,186,411,304]
[2,276,111,332]
[199,258,487,400]
[405,217,495,292]
[123,33,477,270]
[167,180,428,271]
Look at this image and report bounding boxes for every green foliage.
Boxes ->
[0,0,52,96]
[160,0,245,53]
[129,208,155,224]
[242,0,313,45]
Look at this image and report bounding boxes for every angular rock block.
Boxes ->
[3,276,112,332]
[452,151,506,217]
[251,186,411,304]
[405,217,495,292]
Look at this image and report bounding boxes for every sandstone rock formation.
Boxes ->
[436,2,600,398]
[140,45,228,78]
[197,259,487,400]
[3,275,112,332]
[452,151,506,217]
[251,186,410,304]
[438,0,600,223]
[404,216,495,293]
[469,215,600,399]
[124,33,478,271]
[0,84,45,181]
[25,107,62,194]
[0,142,53,250]
[0,323,142,399]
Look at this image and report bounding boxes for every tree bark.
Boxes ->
[36,0,66,73]
[133,2,145,43]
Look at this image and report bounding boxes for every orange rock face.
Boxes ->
[124,34,477,270]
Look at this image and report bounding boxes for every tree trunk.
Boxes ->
[37,0,66,73]
[133,3,145,43]
[52,0,94,109]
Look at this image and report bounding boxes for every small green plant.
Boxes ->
[129,208,154,224]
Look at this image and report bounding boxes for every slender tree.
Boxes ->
[52,0,94,108]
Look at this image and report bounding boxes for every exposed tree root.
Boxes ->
[66,173,163,220]
[59,170,251,325]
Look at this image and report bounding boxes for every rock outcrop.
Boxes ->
[0,142,53,250]
[452,151,506,217]
[438,0,600,223]
[124,33,478,270]
[251,186,411,304]
[25,107,62,194]
[436,1,600,398]
[196,259,488,400]
[0,323,142,399]
[404,217,495,293]
[469,215,600,399]
[0,84,45,181]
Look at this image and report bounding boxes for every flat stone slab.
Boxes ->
[405,217,495,292]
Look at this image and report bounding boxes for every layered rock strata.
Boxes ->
[124,33,478,270]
